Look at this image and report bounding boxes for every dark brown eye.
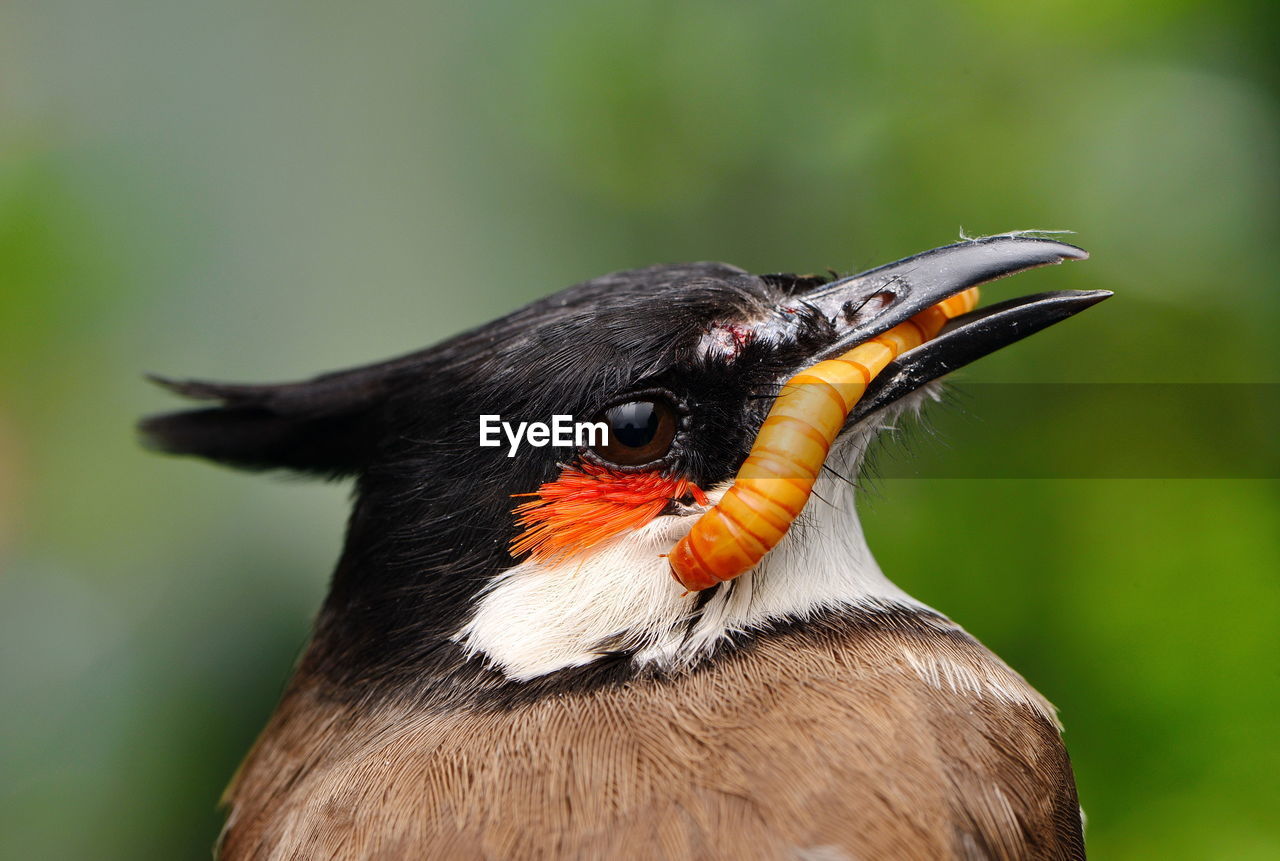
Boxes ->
[591,398,678,467]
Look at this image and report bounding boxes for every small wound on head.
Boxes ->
[701,322,756,358]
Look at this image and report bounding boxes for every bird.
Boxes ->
[142,234,1109,860]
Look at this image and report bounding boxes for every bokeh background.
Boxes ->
[2,1,1277,857]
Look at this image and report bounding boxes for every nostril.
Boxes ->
[842,290,896,324]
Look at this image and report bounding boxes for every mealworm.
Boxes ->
[668,287,980,591]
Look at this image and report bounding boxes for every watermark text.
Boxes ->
[479,415,608,457]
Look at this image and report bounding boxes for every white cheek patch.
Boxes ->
[453,501,716,681]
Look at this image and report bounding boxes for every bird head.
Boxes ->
[142,234,1106,699]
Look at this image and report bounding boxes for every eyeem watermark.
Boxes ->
[479,415,609,457]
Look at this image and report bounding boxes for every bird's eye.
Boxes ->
[590,398,679,467]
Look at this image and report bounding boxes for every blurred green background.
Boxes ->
[2,1,1277,858]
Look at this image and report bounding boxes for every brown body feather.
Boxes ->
[221,611,1082,860]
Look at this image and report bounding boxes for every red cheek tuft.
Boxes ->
[510,462,703,563]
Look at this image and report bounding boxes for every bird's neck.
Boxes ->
[455,432,927,682]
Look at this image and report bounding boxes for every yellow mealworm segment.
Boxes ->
[668,287,980,591]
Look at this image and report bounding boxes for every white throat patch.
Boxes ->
[454,405,932,682]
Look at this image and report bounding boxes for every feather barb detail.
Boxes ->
[511,462,706,563]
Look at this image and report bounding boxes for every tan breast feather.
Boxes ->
[221,614,1083,860]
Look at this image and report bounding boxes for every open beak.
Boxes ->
[668,234,1108,591]
[800,234,1110,422]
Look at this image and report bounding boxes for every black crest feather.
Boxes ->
[139,371,392,477]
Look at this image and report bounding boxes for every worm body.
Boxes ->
[668,288,980,591]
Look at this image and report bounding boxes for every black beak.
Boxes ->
[795,234,1108,419]
[806,234,1090,355]
[848,288,1112,423]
